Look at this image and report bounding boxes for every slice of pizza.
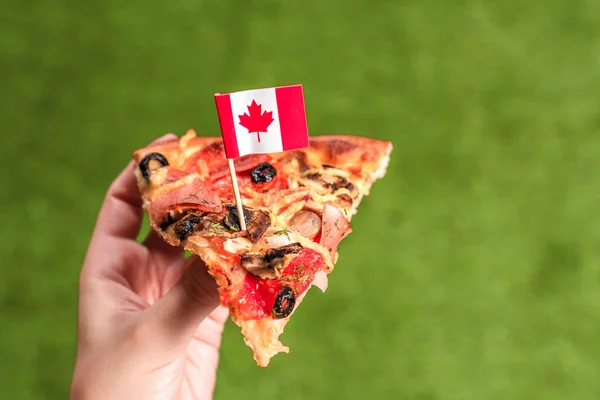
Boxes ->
[132,129,392,366]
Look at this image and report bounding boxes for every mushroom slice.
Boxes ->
[241,243,304,279]
[247,210,271,243]
[240,253,267,273]
[263,243,303,263]
[240,253,282,279]
[223,204,271,243]
[299,170,356,194]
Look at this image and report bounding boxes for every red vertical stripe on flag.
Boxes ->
[276,85,309,151]
[214,94,240,158]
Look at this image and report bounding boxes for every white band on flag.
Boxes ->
[230,88,283,157]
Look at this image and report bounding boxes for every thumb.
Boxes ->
[138,257,225,351]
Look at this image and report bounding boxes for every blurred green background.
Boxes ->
[2,0,600,398]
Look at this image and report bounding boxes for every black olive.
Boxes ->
[173,214,202,241]
[159,213,176,231]
[139,153,169,182]
[272,286,296,319]
[223,204,253,231]
[250,162,277,183]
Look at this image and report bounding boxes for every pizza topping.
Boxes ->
[281,150,310,173]
[280,248,326,293]
[302,171,355,193]
[243,259,285,280]
[272,286,296,319]
[246,210,271,243]
[319,204,352,254]
[181,142,226,175]
[223,205,271,243]
[288,211,321,239]
[335,193,354,209]
[239,253,264,269]
[166,212,247,242]
[139,152,169,182]
[149,176,223,221]
[172,212,204,241]
[302,200,325,214]
[312,270,328,292]
[240,243,302,279]
[164,167,188,184]
[159,213,177,231]
[263,232,294,248]
[294,152,310,172]
[250,162,277,183]
[234,248,326,320]
[264,243,303,263]
[224,204,252,231]
[199,215,231,236]
[211,176,251,201]
[275,200,305,222]
[211,154,271,180]
[263,226,335,271]
[265,189,311,215]
[223,237,253,254]
[241,243,303,279]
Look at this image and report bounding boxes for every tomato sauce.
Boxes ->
[211,176,252,201]
[312,231,322,243]
[281,248,325,294]
[210,162,289,200]
[233,249,326,320]
[181,143,228,175]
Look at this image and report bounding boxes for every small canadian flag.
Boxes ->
[214,84,309,159]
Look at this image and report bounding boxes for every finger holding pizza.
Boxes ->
[72,133,231,399]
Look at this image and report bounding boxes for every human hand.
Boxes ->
[70,134,228,400]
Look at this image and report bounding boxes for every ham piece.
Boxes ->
[149,175,222,221]
[319,204,352,254]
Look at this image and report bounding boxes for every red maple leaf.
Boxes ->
[238,100,274,143]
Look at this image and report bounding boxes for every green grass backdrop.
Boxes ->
[2,0,600,398]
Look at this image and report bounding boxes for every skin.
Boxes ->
[70,134,227,400]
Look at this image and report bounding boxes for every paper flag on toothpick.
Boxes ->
[214,84,309,159]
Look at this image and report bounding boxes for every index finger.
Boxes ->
[93,134,178,240]
[93,160,143,239]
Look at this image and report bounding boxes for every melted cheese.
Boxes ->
[223,237,252,254]
[309,189,352,204]
[264,218,335,272]
[263,234,294,248]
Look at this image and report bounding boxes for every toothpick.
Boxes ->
[227,159,247,231]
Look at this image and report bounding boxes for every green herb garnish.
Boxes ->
[207,220,226,233]
[273,228,292,239]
